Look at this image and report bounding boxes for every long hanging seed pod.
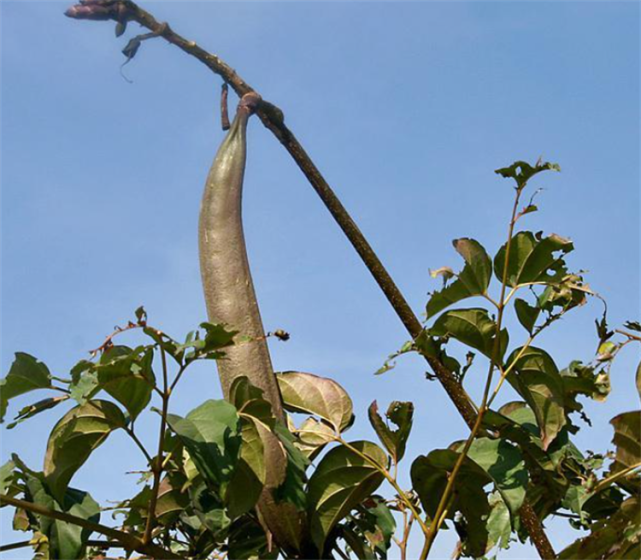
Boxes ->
[199,92,284,421]
[199,93,307,555]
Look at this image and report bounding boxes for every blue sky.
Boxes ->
[1,1,639,558]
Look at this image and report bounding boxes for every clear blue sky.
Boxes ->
[1,1,639,558]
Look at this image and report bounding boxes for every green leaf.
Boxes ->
[227,518,279,560]
[277,371,354,432]
[429,308,508,360]
[514,298,541,334]
[506,346,566,449]
[494,160,560,190]
[93,346,155,420]
[1,353,52,423]
[465,437,528,514]
[636,360,641,404]
[14,456,101,559]
[225,377,289,517]
[44,400,126,501]
[165,399,241,495]
[307,441,387,554]
[343,496,396,559]
[411,449,491,557]
[367,401,413,463]
[426,238,492,318]
[187,478,232,537]
[411,449,491,518]
[155,474,190,525]
[494,231,573,288]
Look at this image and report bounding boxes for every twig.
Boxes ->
[221,82,230,131]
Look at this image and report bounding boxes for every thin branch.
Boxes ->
[0,540,31,553]
[0,493,183,559]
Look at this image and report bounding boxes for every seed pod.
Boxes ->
[199,93,310,555]
[198,92,285,421]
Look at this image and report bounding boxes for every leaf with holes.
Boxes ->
[494,231,573,288]
[426,238,492,318]
[494,160,560,190]
[44,400,126,501]
[277,371,353,432]
[307,441,387,554]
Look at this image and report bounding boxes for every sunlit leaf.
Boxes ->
[1,353,52,423]
[277,371,353,432]
[307,441,387,554]
[44,400,126,501]
[426,238,492,318]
